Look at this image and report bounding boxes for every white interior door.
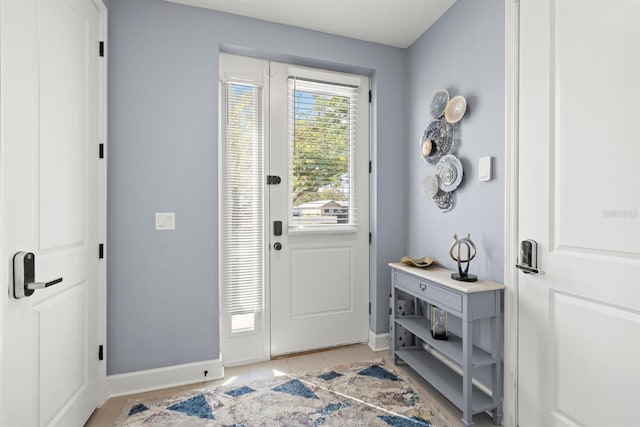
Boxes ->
[1,0,104,425]
[269,62,370,356]
[517,1,640,426]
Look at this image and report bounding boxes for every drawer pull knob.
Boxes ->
[419,283,427,291]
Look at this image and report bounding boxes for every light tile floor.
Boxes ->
[85,344,497,427]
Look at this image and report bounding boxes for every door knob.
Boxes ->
[273,242,282,251]
[13,252,63,299]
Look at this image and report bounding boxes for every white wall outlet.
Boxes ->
[478,156,492,182]
[155,212,176,230]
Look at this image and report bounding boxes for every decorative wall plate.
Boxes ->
[430,89,449,118]
[423,120,454,164]
[436,154,463,192]
[421,173,439,198]
[433,189,454,212]
[444,95,467,124]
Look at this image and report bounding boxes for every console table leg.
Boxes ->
[462,317,474,427]
[491,291,504,426]
[491,408,503,426]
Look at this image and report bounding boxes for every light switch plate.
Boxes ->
[478,156,492,182]
[155,212,175,230]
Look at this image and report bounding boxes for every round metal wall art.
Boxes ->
[430,89,450,118]
[422,119,454,164]
[420,89,469,212]
[436,154,463,192]
[444,95,467,124]
[433,189,454,212]
[421,173,439,198]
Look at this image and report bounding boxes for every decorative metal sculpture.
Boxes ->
[449,233,478,282]
[421,90,468,212]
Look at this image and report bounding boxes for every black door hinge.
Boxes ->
[98,345,104,361]
[368,90,372,103]
[267,175,281,185]
[98,243,104,259]
[369,232,372,244]
[369,161,372,173]
[99,41,104,57]
[99,143,104,159]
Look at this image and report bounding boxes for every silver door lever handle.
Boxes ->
[515,264,540,275]
[13,252,63,299]
[26,277,63,290]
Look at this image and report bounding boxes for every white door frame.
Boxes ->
[0,4,6,417]
[503,1,520,426]
[96,0,108,407]
[0,0,109,414]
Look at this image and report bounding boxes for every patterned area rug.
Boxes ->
[117,358,448,426]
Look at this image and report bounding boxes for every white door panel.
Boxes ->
[37,283,89,426]
[40,0,90,250]
[269,62,369,356]
[518,1,640,426]
[1,0,104,425]
[290,246,353,317]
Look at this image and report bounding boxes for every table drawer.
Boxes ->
[395,271,462,313]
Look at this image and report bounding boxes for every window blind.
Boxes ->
[287,77,358,228]
[221,81,264,316]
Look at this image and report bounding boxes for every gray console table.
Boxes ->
[389,262,504,427]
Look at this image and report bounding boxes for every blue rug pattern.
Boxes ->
[117,359,446,426]
[316,370,343,381]
[167,394,214,420]
[224,386,254,397]
[272,379,319,400]
[358,364,401,381]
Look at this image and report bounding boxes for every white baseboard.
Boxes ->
[106,356,224,398]
[368,331,390,352]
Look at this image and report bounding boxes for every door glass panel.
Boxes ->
[288,78,358,229]
[221,81,264,332]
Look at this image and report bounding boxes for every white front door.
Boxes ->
[219,55,370,363]
[1,0,105,425]
[269,62,370,356]
[517,1,640,426]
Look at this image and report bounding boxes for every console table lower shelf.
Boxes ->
[395,348,494,414]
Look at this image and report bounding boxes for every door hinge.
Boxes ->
[98,345,104,361]
[369,161,372,173]
[99,143,104,159]
[369,232,372,244]
[99,243,104,259]
[369,302,371,315]
[368,90,372,103]
[99,41,105,57]
[267,175,281,185]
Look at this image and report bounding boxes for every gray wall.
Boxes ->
[406,0,505,284]
[108,0,408,375]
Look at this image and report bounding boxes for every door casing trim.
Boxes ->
[96,0,108,407]
[503,0,520,426]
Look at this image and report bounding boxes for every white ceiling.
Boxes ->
[164,0,457,48]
